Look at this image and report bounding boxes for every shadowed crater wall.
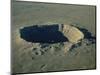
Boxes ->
[79,28,96,41]
[20,24,68,43]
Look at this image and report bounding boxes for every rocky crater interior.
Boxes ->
[20,24,68,43]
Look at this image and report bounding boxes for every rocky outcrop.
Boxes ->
[61,24,84,44]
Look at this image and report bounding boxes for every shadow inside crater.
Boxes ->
[78,27,96,43]
[20,24,68,43]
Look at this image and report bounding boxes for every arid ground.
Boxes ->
[11,1,96,74]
